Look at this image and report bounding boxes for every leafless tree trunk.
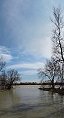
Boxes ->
[51,7,64,86]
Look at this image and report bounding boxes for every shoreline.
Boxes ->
[39,87,64,95]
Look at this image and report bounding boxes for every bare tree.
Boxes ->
[0,57,21,90]
[0,57,6,89]
[7,69,20,89]
[38,58,60,89]
[0,57,6,72]
[38,7,64,90]
[1,70,7,89]
[51,7,64,85]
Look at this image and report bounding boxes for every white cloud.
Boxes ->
[0,46,10,54]
[20,70,37,75]
[2,0,64,61]
[2,0,52,59]
[7,62,44,76]
[0,46,13,62]
[0,54,13,62]
[7,62,44,70]
[23,37,52,58]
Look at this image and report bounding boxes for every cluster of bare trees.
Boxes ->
[0,57,20,90]
[38,7,64,89]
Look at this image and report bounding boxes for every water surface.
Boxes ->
[0,85,64,118]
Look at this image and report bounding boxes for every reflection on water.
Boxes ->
[0,85,64,118]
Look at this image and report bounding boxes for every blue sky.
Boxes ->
[0,0,64,82]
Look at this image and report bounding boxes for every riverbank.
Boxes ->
[39,87,64,95]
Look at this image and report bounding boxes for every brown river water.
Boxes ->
[0,85,64,118]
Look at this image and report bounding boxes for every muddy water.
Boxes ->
[0,85,64,118]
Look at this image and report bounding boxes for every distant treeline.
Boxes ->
[14,82,41,85]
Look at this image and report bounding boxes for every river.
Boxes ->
[0,85,64,118]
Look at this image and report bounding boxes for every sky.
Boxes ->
[0,0,64,82]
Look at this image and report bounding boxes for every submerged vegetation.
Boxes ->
[38,7,64,94]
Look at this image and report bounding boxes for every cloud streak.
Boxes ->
[7,62,44,70]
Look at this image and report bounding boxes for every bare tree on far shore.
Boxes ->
[6,69,20,89]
